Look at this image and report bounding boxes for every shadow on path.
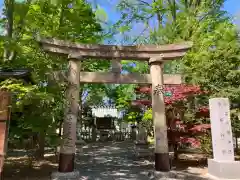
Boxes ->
[3,141,208,179]
[76,141,152,180]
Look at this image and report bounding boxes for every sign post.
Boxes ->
[208,98,240,179]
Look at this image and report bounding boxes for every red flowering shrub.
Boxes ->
[180,137,201,148]
[195,106,210,118]
[132,84,211,149]
[134,84,208,105]
[189,124,211,132]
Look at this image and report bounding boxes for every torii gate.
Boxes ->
[38,38,192,175]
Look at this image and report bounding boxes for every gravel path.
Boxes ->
[75,141,152,180]
[74,141,209,180]
[3,141,211,180]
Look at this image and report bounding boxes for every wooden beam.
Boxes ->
[39,38,192,52]
[42,45,187,61]
[50,71,182,85]
[79,72,182,84]
[38,38,192,61]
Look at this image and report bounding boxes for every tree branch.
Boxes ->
[137,0,150,6]
[58,0,65,31]
[131,26,149,45]
[14,0,32,39]
[167,0,177,22]
[4,0,33,62]
[3,0,14,62]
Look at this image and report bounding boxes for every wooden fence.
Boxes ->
[77,126,132,142]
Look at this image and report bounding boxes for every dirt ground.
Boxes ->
[3,154,58,180]
[3,142,209,180]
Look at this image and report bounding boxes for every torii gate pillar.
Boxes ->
[149,56,170,171]
[58,59,80,173]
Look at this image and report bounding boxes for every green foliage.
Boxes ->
[1,0,107,151]
[1,0,239,156]
[142,108,152,121]
[117,0,240,107]
[1,78,62,146]
[115,84,136,109]
[199,132,212,156]
[115,0,240,151]
[123,106,142,123]
[184,21,240,101]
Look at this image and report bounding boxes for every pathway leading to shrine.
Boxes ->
[75,141,152,180]
[75,141,208,180]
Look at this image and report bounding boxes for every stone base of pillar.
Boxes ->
[51,170,80,180]
[208,159,240,179]
[155,153,171,172]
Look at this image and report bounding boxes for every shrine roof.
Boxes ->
[0,69,34,84]
[91,106,119,118]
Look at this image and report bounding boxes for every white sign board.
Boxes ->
[209,98,234,161]
[92,108,118,118]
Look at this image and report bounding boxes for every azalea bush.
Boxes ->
[132,84,212,151]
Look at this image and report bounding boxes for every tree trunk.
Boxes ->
[4,0,14,62]
[35,131,45,160]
